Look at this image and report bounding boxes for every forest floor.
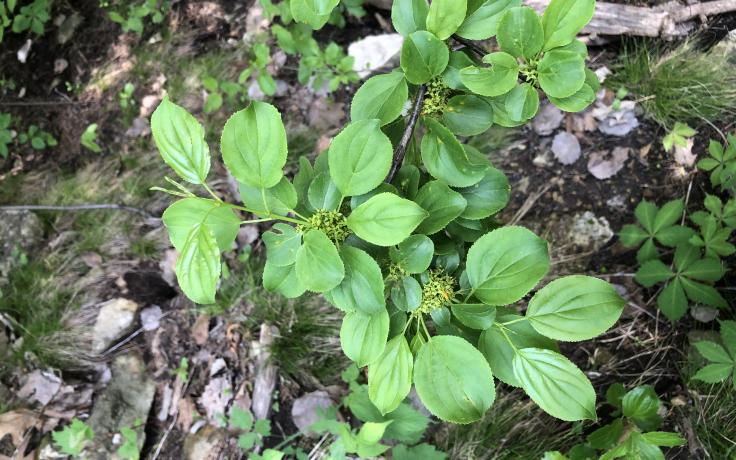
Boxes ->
[0,1,735,459]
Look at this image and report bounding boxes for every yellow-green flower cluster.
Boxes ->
[305,209,350,244]
[418,269,456,314]
[421,78,450,117]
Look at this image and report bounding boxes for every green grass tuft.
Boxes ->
[607,38,736,129]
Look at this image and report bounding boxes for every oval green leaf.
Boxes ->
[457,167,510,219]
[513,347,596,421]
[262,223,302,267]
[504,83,540,122]
[175,224,220,304]
[541,0,595,51]
[459,52,519,97]
[548,83,595,112]
[295,229,345,292]
[537,50,585,98]
[442,94,494,136]
[162,197,240,252]
[526,275,625,341]
[391,0,429,36]
[420,118,489,187]
[426,0,467,40]
[151,96,210,184]
[368,335,413,414]
[340,309,390,367]
[466,226,550,305]
[456,0,521,40]
[347,193,428,246]
[389,234,434,274]
[351,72,409,126]
[263,259,306,298]
[221,101,287,188]
[326,246,386,314]
[328,119,393,196]
[400,31,450,85]
[451,304,496,330]
[414,180,467,235]
[497,7,544,59]
[414,335,495,423]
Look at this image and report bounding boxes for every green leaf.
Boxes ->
[681,277,728,308]
[641,432,686,447]
[548,84,595,112]
[291,0,340,29]
[721,320,736,357]
[328,119,393,196]
[340,309,390,367]
[262,223,302,267]
[537,50,585,98]
[239,176,298,217]
[466,226,550,305]
[479,316,558,386]
[390,276,423,311]
[504,83,540,122]
[621,386,660,423]
[391,0,429,36]
[151,96,210,184]
[451,304,496,330]
[652,199,683,234]
[619,224,649,247]
[175,224,220,304]
[513,348,596,421]
[229,407,254,430]
[392,443,446,460]
[263,259,306,298]
[496,7,544,59]
[400,31,450,84]
[526,275,625,341]
[635,200,657,233]
[351,73,409,126]
[456,0,521,40]
[295,229,345,292]
[413,180,467,235]
[326,246,385,314]
[308,172,341,211]
[441,94,494,136]
[694,341,733,364]
[414,335,495,423]
[52,419,93,455]
[457,167,510,219]
[637,239,659,263]
[347,193,428,246]
[389,234,434,274]
[442,51,475,90]
[382,405,430,444]
[634,259,673,287]
[221,101,287,188]
[657,278,688,321]
[588,418,624,450]
[368,335,413,414]
[682,258,725,282]
[426,0,467,40]
[459,52,519,97]
[162,198,240,252]
[540,0,595,51]
[420,118,489,187]
[692,363,734,383]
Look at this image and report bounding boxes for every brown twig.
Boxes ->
[385,84,427,183]
[0,204,156,219]
[451,35,488,58]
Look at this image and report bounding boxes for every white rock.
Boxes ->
[17,40,32,63]
[532,103,564,136]
[199,376,233,422]
[568,211,614,251]
[291,391,333,434]
[140,305,162,331]
[588,147,630,180]
[18,370,62,405]
[348,34,404,78]
[551,132,581,165]
[92,298,140,353]
[691,305,719,323]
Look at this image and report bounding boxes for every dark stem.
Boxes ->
[0,204,156,219]
[386,84,427,184]
[451,35,487,58]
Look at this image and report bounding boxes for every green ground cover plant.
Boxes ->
[150,0,627,428]
[543,384,685,459]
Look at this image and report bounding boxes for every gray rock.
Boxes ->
[587,147,630,180]
[348,34,403,78]
[184,425,226,460]
[0,210,43,285]
[87,354,155,460]
[597,110,639,137]
[291,391,334,434]
[568,211,614,251]
[532,103,564,136]
[691,305,719,323]
[551,132,581,165]
[92,298,140,353]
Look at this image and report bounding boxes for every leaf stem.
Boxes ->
[495,322,519,353]
[420,315,432,341]
[225,203,308,225]
[501,317,528,326]
[385,84,427,183]
[451,35,487,58]
[240,218,274,225]
[202,182,222,202]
